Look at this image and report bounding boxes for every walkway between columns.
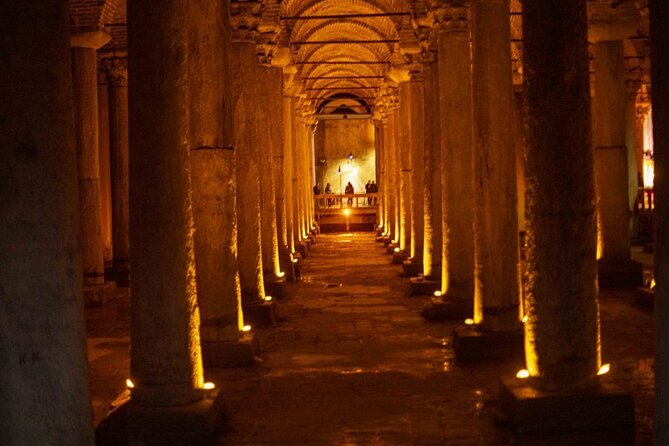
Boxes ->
[87,233,654,444]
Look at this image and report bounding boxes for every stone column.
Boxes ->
[231,3,276,325]
[522,0,600,392]
[433,5,476,309]
[102,57,131,285]
[126,0,204,406]
[403,59,426,275]
[283,91,296,255]
[590,3,642,286]
[290,99,304,254]
[383,114,396,241]
[97,69,113,266]
[455,0,522,353]
[374,118,386,235]
[651,0,669,442]
[188,0,254,367]
[422,52,442,281]
[71,27,114,304]
[393,110,403,245]
[625,80,641,216]
[0,1,94,442]
[397,81,413,259]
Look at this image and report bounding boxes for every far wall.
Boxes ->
[314,118,376,195]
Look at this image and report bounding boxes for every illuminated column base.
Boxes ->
[421,296,471,322]
[408,277,441,296]
[202,331,258,368]
[278,246,296,282]
[96,389,223,445]
[452,324,524,362]
[401,258,423,278]
[263,273,287,300]
[499,377,633,434]
[391,249,409,265]
[242,298,280,327]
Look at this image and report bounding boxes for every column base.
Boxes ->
[498,376,634,435]
[597,259,643,288]
[279,250,296,282]
[385,243,397,254]
[84,281,116,307]
[296,241,309,259]
[375,227,383,237]
[452,325,524,362]
[202,335,259,368]
[375,235,386,243]
[422,297,472,322]
[401,259,423,277]
[391,250,409,264]
[242,300,279,326]
[408,277,440,296]
[308,233,316,244]
[382,236,392,246]
[635,286,654,311]
[96,389,223,446]
[264,274,287,300]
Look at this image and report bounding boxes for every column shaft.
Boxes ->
[593,40,630,262]
[98,74,113,265]
[398,84,412,252]
[471,0,520,330]
[423,58,442,279]
[128,0,204,405]
[437,18,475,298]
[651,0,669,441]
[522,0,600,391]
[190,0,242,344]
[409,78,425,261]
[232,41,265,302]
[283,95,296,253]
[72,47,106,286]
[0,1,94,441]
[393,111,402,242]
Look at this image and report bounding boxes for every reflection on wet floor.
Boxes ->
[85,232,655,444]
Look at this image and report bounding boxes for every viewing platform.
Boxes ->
[314,193,378,232]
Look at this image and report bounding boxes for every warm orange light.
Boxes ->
[643,159,655,189]
[598,363,610,375]
[242,325,252,332]
[343,208,351,217]
[434,290,442,297]
[522,315,528,323]
[126,379,135,389]
[203,382,216,390]
[292,258,298,263]
[277,271,285,278]
[394,247,400,253]
[264,295,273,302]
[464,318,474,325]
[516,369,530,379]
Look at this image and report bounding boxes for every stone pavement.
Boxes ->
[86,232,655,445]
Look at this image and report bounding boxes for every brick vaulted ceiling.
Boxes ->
[76,0,651,115]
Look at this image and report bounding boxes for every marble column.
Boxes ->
[408,63,426,268]
[127,0,205,406]
[522,0,600,391]
[290,100,304,253]
[398,82,413,256]
[374,118,386,234]
[189,0,251,366]
[0,1,94,442]
[470,0,521,332]
[283,92,296,255]
[231,25,268,308]
[422,53,442,280]
[393,110,403,244]
[71,27,113,301]
[102,57,131,285]
[97,69,113,266]
[435,6,475,302]
[651,0,669,441]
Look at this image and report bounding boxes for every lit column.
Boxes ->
[453,0,522,359]
[422,49,442,280]
[231,2,276,324]
[290,98,305,254]
[189,0,254,366]
[589,2,642,286]
[127,0,205,406]
[404,57,426,275]
[374,117,386,235]
[71,27,114,304]
[395,77,413,261]
[102,57,131,285]
[256,46,284,295]
[0,1,94,442]
[651,0,669,441]
[393,109,402,245]
[282,83,296,256]
[499,0,634,432]
[97,68,113,267]
[429,5,476,316]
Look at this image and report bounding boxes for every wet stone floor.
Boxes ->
[87,232,654,445]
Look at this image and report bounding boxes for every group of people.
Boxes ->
[313,180,378,207]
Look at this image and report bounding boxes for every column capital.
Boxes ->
[70,26,111,50]
[429,2,469,34]
[100,57,128,87]
[230,0,263,43]
[588,0,640,42]
[403,54,425,81]
[636,103,650,123]
[626,78,642,100]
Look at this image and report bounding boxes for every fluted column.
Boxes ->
[97,69,113,266]
[434,5,476,301]
[189,0,245,359]
[128,0,204,405]
[422,50,442,280]
[102,57,131,284]
[652,0,669,441]
[71,28,112,292]
[471,0,520,331]
[0,1,94,442]
[522,0,600,391]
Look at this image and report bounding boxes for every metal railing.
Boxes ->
[314,193,378,209]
